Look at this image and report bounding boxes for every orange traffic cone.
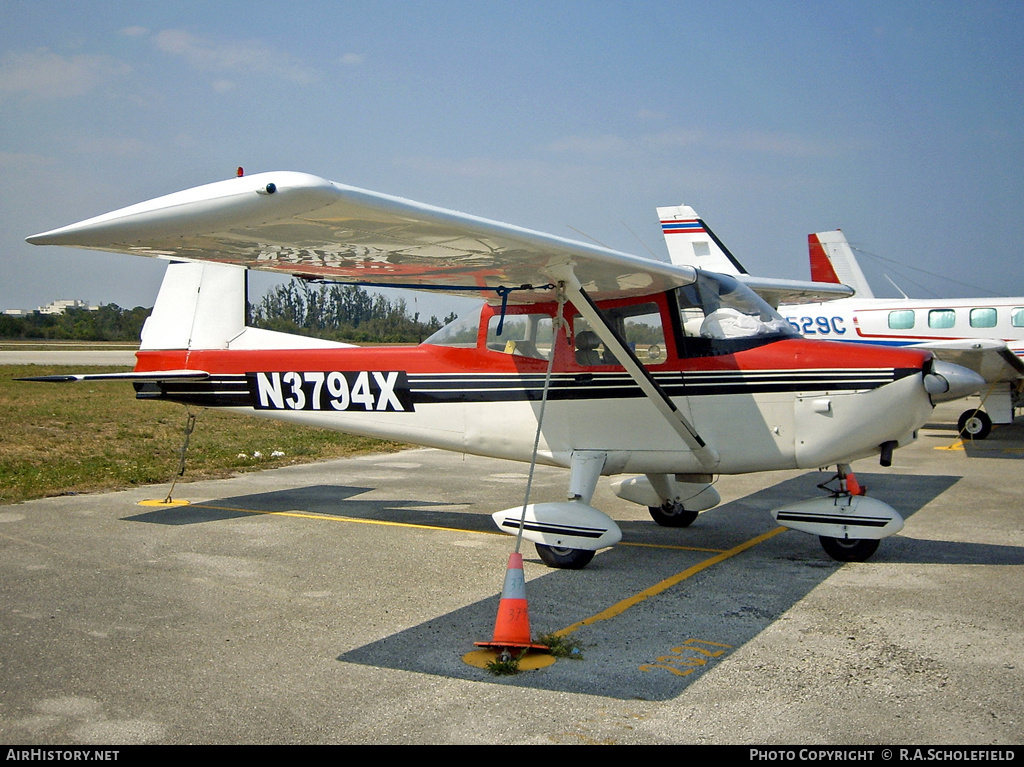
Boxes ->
[475,552,549,652]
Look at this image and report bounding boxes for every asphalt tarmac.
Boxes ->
[0,401,1021,745]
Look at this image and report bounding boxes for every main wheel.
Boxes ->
[648,502,699,528]
[535,543,595,569]
[957,409,992,440]
[819,536,879,562]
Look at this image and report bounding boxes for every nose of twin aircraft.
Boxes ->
[924,360,987,403]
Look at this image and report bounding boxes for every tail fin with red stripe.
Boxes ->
[808,230,874,298]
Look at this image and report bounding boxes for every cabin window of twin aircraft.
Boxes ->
[884,306,1024,331]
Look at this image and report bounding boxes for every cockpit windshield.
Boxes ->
[675,272,796,356]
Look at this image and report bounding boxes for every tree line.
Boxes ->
[0,304,150,341]
[1,282,457,344]
[250,281,457,343]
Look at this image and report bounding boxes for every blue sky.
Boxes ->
[2,1,1023,318]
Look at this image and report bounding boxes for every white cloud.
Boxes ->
[643,129,705,149]
[340,53,365,66]
[546,134,633,159]
[646,127,840,157]
[0,150,58,169]
[153,29,318,85]
[0,49,130,99]
[119,26,150,37]
[394,155,552,181]
[73,136,151,157]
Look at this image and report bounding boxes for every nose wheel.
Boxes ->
[648,501,699,528]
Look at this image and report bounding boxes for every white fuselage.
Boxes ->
[782,297,1024,359]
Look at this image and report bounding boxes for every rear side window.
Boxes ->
[888,310,915,330]
[970,308,997,328]
[928,309,955,329]
[1012,308,1024,328]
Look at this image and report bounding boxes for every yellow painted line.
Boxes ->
[552,526,789,638]
[935,440,965,451]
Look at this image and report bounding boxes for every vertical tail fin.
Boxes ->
[140,261,247,350]
[656,204,747,274]
[808,230,874,298]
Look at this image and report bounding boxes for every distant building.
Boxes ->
[2,300,100,316]
[37,299,99,315]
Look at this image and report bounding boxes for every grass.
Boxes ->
[0,365,404,505]
[537,633,585,659]
[485,652,525,675]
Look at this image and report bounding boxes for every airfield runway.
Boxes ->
[0,401,1021,745]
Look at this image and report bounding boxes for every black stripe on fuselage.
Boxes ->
[132,368,919,408]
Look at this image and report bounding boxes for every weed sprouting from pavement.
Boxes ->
[538,633,585,659]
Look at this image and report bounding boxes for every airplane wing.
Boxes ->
[28,171,698,305]
[913,339,1024,384]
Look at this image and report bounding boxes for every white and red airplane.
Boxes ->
[24,171,983,567]
[658,204,1023,439]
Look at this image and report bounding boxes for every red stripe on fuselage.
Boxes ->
[134,337,931,377]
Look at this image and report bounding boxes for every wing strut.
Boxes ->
[557,272,720,471]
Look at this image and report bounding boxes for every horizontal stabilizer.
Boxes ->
[16,370,210,383]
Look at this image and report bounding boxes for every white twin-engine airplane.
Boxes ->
[659,205,1024,440]
[25,171,983,568]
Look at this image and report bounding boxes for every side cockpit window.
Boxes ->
[573,302,667,367]
[486,313,553,360]
[422,310,481,348]
[423,307,555,361]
